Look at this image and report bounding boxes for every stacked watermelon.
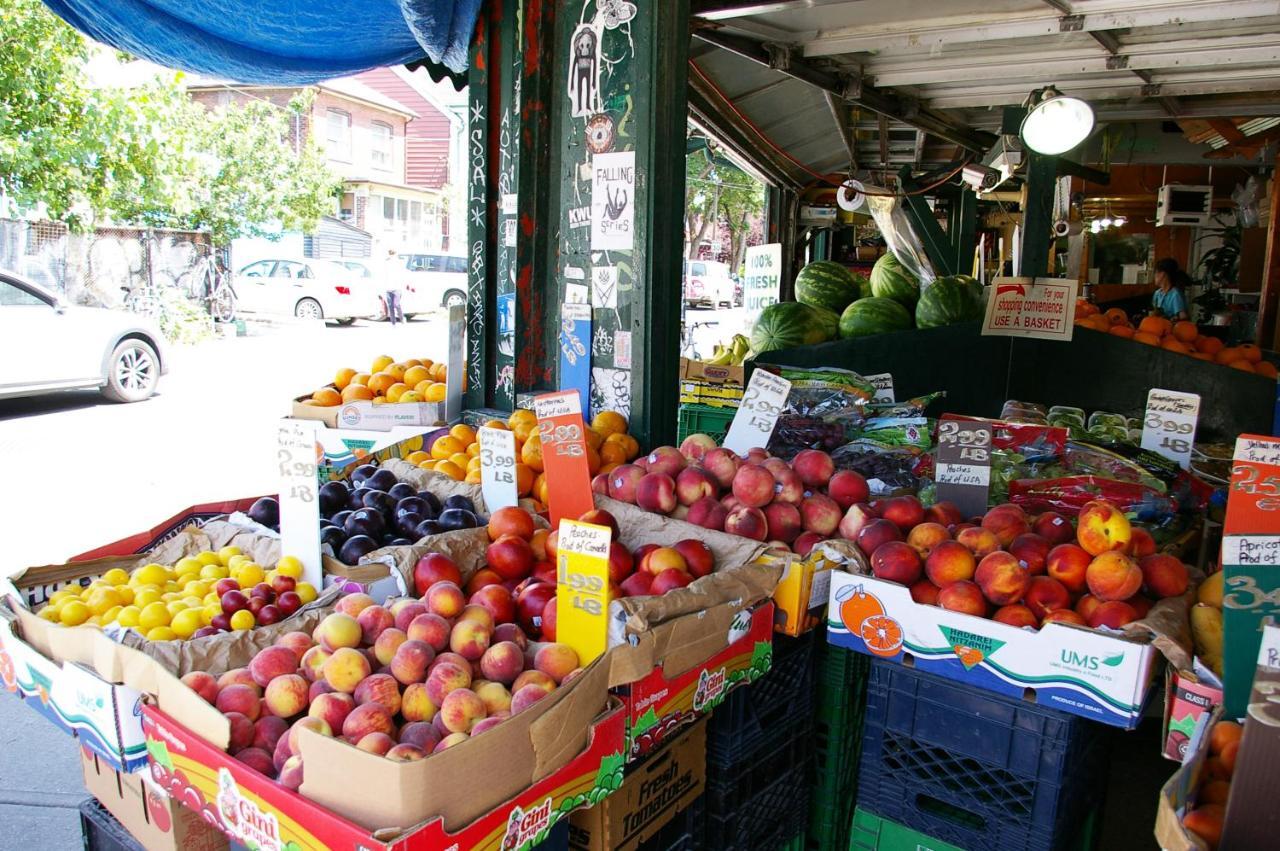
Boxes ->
[838,297,913,339]
[915,274,985,329]
[795,261,860,315]
[869,252,920,308]
[750,302,833,355]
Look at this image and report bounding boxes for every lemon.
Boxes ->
[145,626,177,642]
[87,587,123,615]
[138,602,171,631]
[38,607,60,622]
[116,606,141,628]
[202,602,221,625]
[235,563,265,587]
[101,568,130,586]
[50,589,78,605]
[133,587,162,608]
[275,556,303,579]
[100,605,122,625]
[163,581,181,594]
[115,586,135,605]
[174,557,203,574]
[195,551,221,567]
[160,592,179,603]
[170,608,203,639]
[199,564,229,581]
[183,580,209,597]
[132,563,170,586]
[86,615,102,626]
[226,554,249,571]
[217,546,242,566]
[59,601,91,626]
[295,582,318,605]
[371,354,394,374]
[165,600,189,618]
[229,610,256,631]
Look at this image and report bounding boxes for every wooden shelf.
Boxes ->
[1087,284,1155,304]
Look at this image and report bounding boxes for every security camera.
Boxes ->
[961,163,1000,192]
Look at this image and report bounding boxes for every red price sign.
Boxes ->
[1226,434,1280,535]
[533,391,595,527]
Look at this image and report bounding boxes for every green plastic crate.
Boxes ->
[676,403,736,445]
[849,806,1101,851]
[806,642,870,851]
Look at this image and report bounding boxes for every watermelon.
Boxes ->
[915,275,985,329]
[869,252,920,308]
[750,302,830,354]
[811,306,840,341]
[838,297,913,339]
[795,261,859,314]
[853,273,872,300]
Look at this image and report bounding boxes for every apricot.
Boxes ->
[1210,721,1242,756]
[1085,552,1143,602]
[1182,804,1224,848]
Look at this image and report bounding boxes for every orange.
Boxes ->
[483,419,508,430]
[583,427,604,451]
[431,363,447,382]
[1172,321,1198,343]
[1254,361,1278,379]
[465,470,483,485]
[418,359,435,370]
[1138,316,1172,337]
[449,424,477,446]
[1086,315,1111,332]
[448,452,471,470]
[402,358,423,368]
[417,460,437,471]
[514,463,534,496]
[341,384,375,402]
[434,460,464,481]
[1195,336,1224,355]
[370,355,394,374]
[1216,347,1243,365]
[334,368,357,390]
[384,363,407,381]
[521,432,545,472]
[466,442,481,457]
[1133,332,1161,346]
[311,388,342,406]
[586,444,601,475]
[367,372,397,396]
[406,450,430,465]
[1104,308,1127,325]
[403,365,431,386]
[509,408,536,428]
[512,419,536,443]
[1237,343,1263,363]
[1108,325,1134,339]
[414,379,434,393]
[466,456,482,473]
[860,615,904,657]
[350,372,371,387]
[605,432,640,460]
[532,472,549,505]
[1075,300,1099,317]
[423,382,447,403]
[1210,720,1243,756]
[591,410,628,437]
[385,382,410,403]
[600,461,621,475]
[399,391,423,403]
[1229,359,1256,373]
[600,441,628,465]
[431,435,464,460]
[1161,338,1191,355]
[838,586,885,633]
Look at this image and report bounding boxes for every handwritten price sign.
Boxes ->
[533,391,595,527]
[935,417,993,519]
[556,519,612,664]
[277,418,323,588]
[722,369,792,455]
[1140,389,1199,469]
[478,426,519,510]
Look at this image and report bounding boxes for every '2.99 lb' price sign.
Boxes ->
[533,390,595,527]
[935,417,993,519]
[277,418,323,589]
[1222,434,1280,716]
[556,519,612,664]
[722,369,792,455]
[477,426,519,510]
[1140,388,1199,470]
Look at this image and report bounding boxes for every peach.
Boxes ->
[425,661,472,706]
[354,673,402,715]
[763,502,803,543]
[276,631,314,660]
[426,581,466,619]
[798,494,839,537]
[386,744,426,762]
[398,682,437,723]
[925,541,976,587]
[731,465,775,509]
[856,519,903,557]
[434,732,470,752]
[389,639,436,685]
[906,523,950,559]
[1139,554,1189,599]
[479,641,525,684]
[697,448,737,490]
[395,602,433,638]
[272,734,293,772]
[794,532,825,558]
[771,469,805,505]
[407,612,451,651]
[870,542,922,586]
[1087,600,1138,630]
[226,711,255,753]
[937,581,988,617]
[473,680,513,715]
[308,680,334,702]
[981,505,1030,547]
[308,691,355,732]
[652,568,694,595]
[1042,609,1087,627]
[487,535,534,582]
[1046,544,1091,594]
[512,669,556,695]
[216,684,261,721]
[828,470,870,509]
[633,472,676,514]
[511,684,550,714]
[724,506,768,541]
[673,539,715,578]
[488,505,538,541]
[264,674,309,719]
[686,496,728,531]
[1008,533,1051,575]
[792,449,834,488]
[909,579,941,606]
[1032,511,1075,545]
[993,604,1039,629]
[277,754,305,790]
[471,716,506,736]
[975,551,1031,606]
[1023,577,1072,620]
[493,623,528,650]
[288,716,332,754]
[956,527,1000,558]
[458,604,495,631]
[881,496,926,531]
[299,646,331,682]
[1127,527,1157,558]
[335,593,376,618]
[252,715,289,753]
[356,605,395,646]
[341,703,394,741]
[1181,805,1224,848]
[1076,500,1131,556]
[249,646,299,689]
[534,643,580,684]
[449,618,492,662]
[433,651,473,677]
[470,584,517,626]
[645,446,686,478]
[679,433,717,462]
[315,612,362,651]
[440,688,487,733]
[181,671,218,704]
[607,464,646,502]
[322,647,372,694]
[925,501,964,528]
[675,467,718,506]
[399,720,442,752]
[355,732,395,755]
[1085,551,1143,601]
[620,573,653,597]
[837,503,875,542]
[1128,595,1153,618]
[1075,594,1101,622]
[373,628,408,666]
[236,746,275,777]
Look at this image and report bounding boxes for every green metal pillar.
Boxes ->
[947,187,977,277]
[898,165,956,277]
[1021,151,1057,278]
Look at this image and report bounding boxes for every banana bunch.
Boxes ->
[1190,571,1225,677]
[708,334,751,366]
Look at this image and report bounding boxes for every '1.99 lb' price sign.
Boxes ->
[556,519,612,664]
[1222,434,1280,716]
[477,426,519,510]
[1140,388,1199,470]
[935,417,993,519]
[722,369,792,455]
[533,390,595,527]
[277,418,323,589]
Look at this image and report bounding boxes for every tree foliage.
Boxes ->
[683,140,765,267]
[0,0,338,241]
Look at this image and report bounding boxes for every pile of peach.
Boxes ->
[860,496,1189,630]
[1075,303,1276,378]
[179,588,581,792]
[1181,720,1241,849]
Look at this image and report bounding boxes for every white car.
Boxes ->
[684,260,735,308]
[396,253,468,318]
[233,258,381,324]
[0,268,167,403]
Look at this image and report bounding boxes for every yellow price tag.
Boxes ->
[556,519,612,665]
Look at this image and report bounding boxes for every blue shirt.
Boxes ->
[1152,286,1187,319]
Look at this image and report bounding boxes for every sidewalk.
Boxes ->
[0,694,84,849]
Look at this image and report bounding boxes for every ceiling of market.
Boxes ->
[689,0,1280,182]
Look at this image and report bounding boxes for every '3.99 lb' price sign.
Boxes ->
[1140,388,1199,470]
[556,519,612,664]
[935,417,993,519]
[722,369,792,455]
[533,390,595,527]
[477,426,519,510]
[277,418,323,589]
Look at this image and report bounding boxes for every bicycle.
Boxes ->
[191,255,237,323]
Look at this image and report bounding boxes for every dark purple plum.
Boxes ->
[397,512,424,536]
[350,464,378,488]
[318,480,350,516]
[438,508,478,531]
[320,526,346,552]
[388,483,416,502]
[443,495,475,514]
[248,497,279,529]
[367,469,397,493]
[416,492,443,515]
[338,535,379,566]
[414,519,442,538]
[395,497,427,518]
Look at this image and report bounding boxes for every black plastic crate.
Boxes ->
[856,660,1110,851]
[807,639,870,851]
[636,794,705,851]
[707,631,816,761]
[704,756,811,851]
[79,798,143,851]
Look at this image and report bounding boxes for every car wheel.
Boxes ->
[442,289,466,310]
[295,298,324,321]
[102,339,160,403]
[335,317,356,326]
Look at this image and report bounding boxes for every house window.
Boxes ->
[382,196,395,221]
[325,109,352,161]
[370,122,393,170]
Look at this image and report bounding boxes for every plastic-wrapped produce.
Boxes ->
[1000,399,1049,424]
[1087,410,1128,430]
[831,440,928,496]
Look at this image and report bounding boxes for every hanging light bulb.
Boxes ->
[1021,86,1096,155]
[1099,217,1112,228]
[1090,220,1102,233]
[1113,215,1127,227]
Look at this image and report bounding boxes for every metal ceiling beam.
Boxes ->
[824,91,857,169]
[687,70,810,189]
[966,94,1280,125]
[803,0,1280,56]
[921,68,1280,108]
[692,28,996,152]
[692,0,863,19]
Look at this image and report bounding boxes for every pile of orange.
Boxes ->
[407,423,482,483]
[301,354,461,408]
[1075,301,1276,378]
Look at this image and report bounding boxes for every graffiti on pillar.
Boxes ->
[597,0,637,29]
[590,366,631,421]
[568,25,600,118]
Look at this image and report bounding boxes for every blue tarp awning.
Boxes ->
[42,0,481,86]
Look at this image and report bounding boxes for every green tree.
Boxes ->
[683,140,764,265]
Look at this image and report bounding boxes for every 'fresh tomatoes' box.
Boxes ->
[827,571,1159,729]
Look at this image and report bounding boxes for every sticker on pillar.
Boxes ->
[614,331,632,369]
[586,114,615,155]
[561,303,592,411]
[568,24,600,118]
[503,218,517,247]
[591,266,618,308]
[566,283,589,304]
[591,151,635,251]
[591,367,631,421]
[595,0,637,29]
[569,207,591,229]
[591,326,614,359]
[497,292,516,358]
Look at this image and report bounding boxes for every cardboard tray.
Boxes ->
[290,393,446,431]
[1154,705,1221,851]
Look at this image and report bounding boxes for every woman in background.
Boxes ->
[1151,257,1190,321]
